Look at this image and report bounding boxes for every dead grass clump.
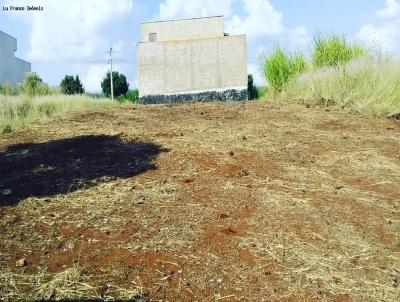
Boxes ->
[0,270,25,301]
[0,267,146,301]
[33,267,99,300]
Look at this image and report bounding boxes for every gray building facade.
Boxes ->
[137,16,248,103]
[0,31,31,86]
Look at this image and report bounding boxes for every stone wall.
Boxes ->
[139,88,248,104]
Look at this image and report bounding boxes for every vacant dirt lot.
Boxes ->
[1,101,399,301]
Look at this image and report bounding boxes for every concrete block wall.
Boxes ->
[141,16,224,42]
[137,34,247,99]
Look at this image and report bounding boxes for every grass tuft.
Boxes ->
[312,33,366,68]
[263,48,307,93]
[272,56,400,117]
[261,33,400,117]
[0,267,145,301]
[0,94,117,134]
[33,267,97,301]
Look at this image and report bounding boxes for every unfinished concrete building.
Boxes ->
[137,16,247,103]
[0,31,31,86]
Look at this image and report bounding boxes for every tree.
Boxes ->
[60,75,84,95]
[101,71,129,98]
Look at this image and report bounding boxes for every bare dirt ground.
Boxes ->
[0,101,399,301]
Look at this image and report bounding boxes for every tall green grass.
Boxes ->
[262,34,400,118]
[0,94,115,134]
[263,48,307,92]
[312,34,365,68]
[19,72,51,98]
[0,83,18,96]
[274,56,400,118]
[116,89,139,103]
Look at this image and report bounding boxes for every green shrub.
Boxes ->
[2,124,12,134]
[125,89,139,103]
[113,89,139,104]
[312,34,366,68]
[116,95,126,103]
[101,71,129,98]
[20,72,49,98]
[257,86,268,100]
[263,48,307,92]
[60,75,84,95]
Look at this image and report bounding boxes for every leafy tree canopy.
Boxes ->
[60,75,84,95]
[101,71,129,98]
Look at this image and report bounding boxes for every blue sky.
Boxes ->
[1,0,399,91]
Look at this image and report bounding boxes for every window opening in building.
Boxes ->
[149,33,157,42]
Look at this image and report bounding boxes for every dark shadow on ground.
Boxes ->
[0,135,168,206]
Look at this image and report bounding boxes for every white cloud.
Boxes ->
[227,0,284,37]
[288,26,311,49]
[376,0,400,19]
[357,0,400,54]
[159,0,234,19]
[23,0,133,61]
[81,64,110,93]
[6,0,134,91]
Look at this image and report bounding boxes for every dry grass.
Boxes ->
[0,266,144,301]
[0,94,116,134]
[34,267,98,300]
[269,56,400,118]
[0,101,399,301]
